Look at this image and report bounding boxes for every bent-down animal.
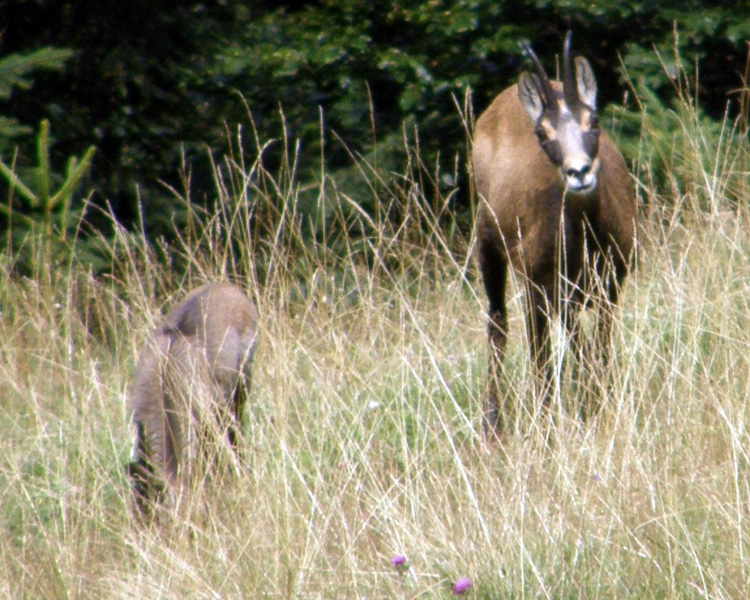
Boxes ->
[127,282,258,516]
[472,32,636,434]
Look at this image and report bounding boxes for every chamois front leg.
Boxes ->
[561,300,596,418]
[127,422,163,519]
[479,239,509,437]
[581,286,620,419]
[227,376,248,450]
[576,259,624,419]
[525,286,554,416]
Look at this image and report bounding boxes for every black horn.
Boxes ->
[562,31,579,108]
[520,40,555,107]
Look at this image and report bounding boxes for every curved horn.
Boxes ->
[520,40,555,107]
[562,30,579,108]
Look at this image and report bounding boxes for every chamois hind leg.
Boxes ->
[479,239,509,437]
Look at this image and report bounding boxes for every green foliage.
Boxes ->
[618,5,750,107]
[196,0,750,221]
[0,47,74,99]
[612,84,734,205]
[0,47,74,154]
[609,23,750,210]
[0,120,95,276]
[1,1,749,253]
[214,1,524,177]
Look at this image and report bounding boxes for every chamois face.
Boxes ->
[518,38,601,195]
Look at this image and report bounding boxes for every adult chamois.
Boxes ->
[127,282,258,517]
[472,32,636,434]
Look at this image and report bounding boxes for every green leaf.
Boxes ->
[0,48,74,100]
[0,159,39,206]
[49,146,96,210]
[37,120,51,206]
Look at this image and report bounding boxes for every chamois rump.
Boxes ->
[127,282,258,516]
[472,32,636,433]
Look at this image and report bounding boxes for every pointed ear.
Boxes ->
[574,56,597,109]
[518,72,544,122]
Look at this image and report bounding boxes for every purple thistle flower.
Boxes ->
[391,554,406,567]
[452,577,472,595]
[390,554,408,572]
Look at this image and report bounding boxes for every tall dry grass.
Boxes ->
[1,88,750,599]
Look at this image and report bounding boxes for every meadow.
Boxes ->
[1,87,750,599]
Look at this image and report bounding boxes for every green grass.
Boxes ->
[2,97,750,599]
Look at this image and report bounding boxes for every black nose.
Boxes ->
[566,164,590,179]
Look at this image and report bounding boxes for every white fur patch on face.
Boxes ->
[552,109,599,193]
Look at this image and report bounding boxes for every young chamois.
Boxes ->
[127,282,258,517]
[472,32,636,434]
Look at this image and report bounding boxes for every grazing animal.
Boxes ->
[127,282,258,516]
[472,32,636,433]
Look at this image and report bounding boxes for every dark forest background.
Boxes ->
[1,0,749,269]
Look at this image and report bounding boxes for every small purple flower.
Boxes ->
[390,554,408,573]
[452,577,472,595]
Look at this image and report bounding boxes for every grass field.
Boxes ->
[2,92,750,599]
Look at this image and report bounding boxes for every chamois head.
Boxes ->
[518,31,600,194]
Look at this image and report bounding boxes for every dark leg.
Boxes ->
[597,257,625,369]
[525,286,553,403]
[163,398,182,488]
[127,421,165,521]
[479,239,509,436]
[227,376,249,450]
[580,253,626,419]
[199,375,249,478]
[561,300,594,419]
[580,275,620,419]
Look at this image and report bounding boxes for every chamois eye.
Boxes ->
[589,113,599,129]
[535,127,547,142]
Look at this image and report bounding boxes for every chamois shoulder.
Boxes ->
[474,84,537,143]
[473,84,556,200]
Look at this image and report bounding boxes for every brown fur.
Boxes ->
[473,63,636,434]
[127,282,258,516]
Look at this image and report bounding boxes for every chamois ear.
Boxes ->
[574,56,597,109]
[518,72,544,122]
